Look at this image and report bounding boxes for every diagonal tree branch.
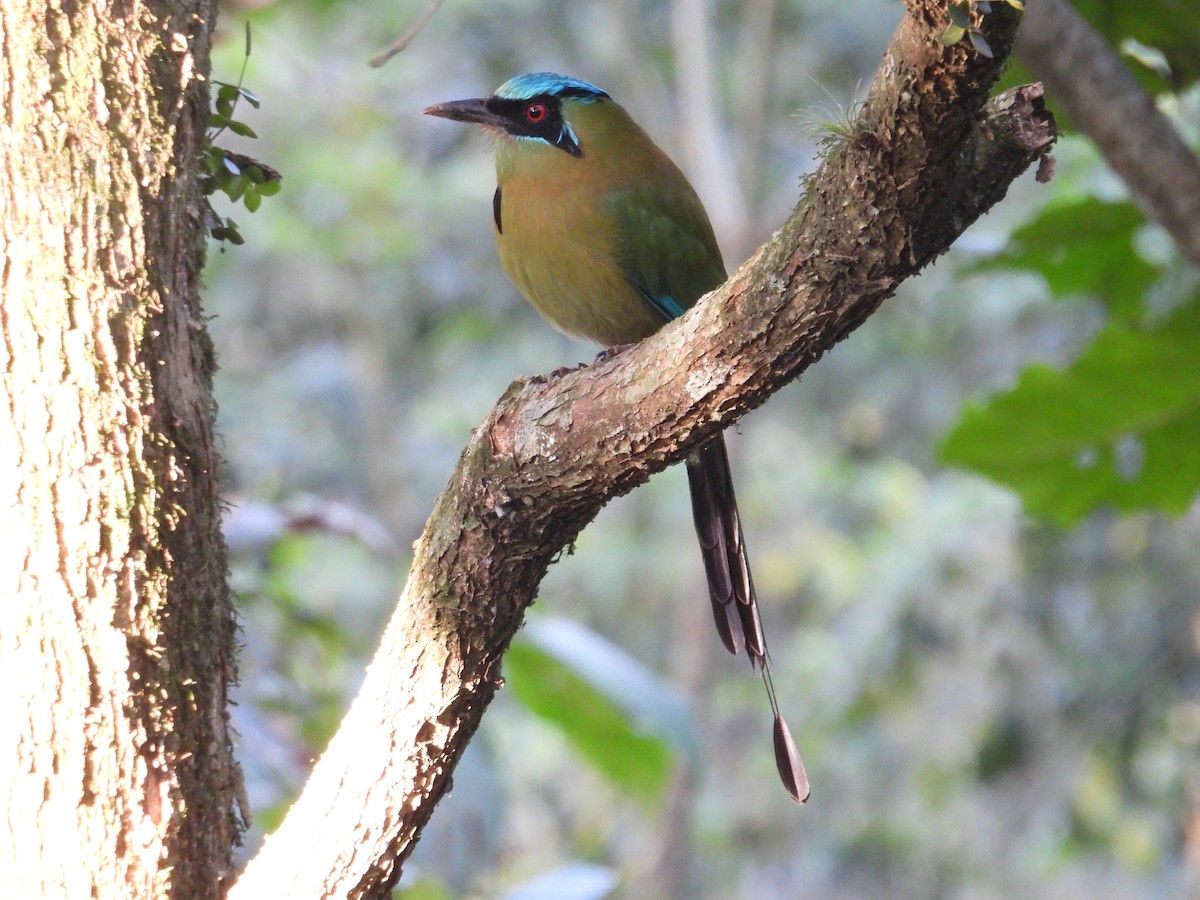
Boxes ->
[231,2,1054,897]
[1016,0,1200,265]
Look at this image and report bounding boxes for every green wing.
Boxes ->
[606,183,726,322]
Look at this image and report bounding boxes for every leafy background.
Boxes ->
[207,0,1200,897]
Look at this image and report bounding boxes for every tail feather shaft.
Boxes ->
[685,434,808,804]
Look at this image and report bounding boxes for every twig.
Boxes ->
[369,0,446,68]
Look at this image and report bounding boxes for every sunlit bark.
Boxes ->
[0,1,241,896]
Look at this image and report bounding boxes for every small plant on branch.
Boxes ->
[200,22,281,245]
[938,0,1025,58]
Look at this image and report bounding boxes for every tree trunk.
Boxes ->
[0,0,242,896]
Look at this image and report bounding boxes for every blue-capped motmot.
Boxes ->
[425,72,808,804]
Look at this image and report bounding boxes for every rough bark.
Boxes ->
[233,3,1054,897]
[1016,0,1200,265]
[0,0,242,897]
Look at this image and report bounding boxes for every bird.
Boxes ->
[425,72,808,804]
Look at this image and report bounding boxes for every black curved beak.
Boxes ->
[422,98,505,129]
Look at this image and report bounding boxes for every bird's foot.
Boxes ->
[594,342,636,365]
[547,361,588,381]
[540,344,635,383]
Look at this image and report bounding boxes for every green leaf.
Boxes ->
[229,120,258,139]
[973,198,1157,319]
[937,23,967,46]
[244,189,262,213]
[225,173,247,202]
[969,29,993,58]
[210,218,245,245]
[940,301,1200,524]
[199,147,222,175]
[505,617,696,803]
[255,180,282,197]
[948,2,972,28]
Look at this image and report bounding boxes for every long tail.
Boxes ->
[686,435,810,804]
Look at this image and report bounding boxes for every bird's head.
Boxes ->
[423,72,610,158]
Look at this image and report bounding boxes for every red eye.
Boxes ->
[524,103,547,123]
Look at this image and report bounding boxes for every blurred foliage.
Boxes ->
[973,198,1157,318]
[942,298,1200,524]
[1074,0,1200,91]
[506,617,698,805]
[206,1,1200,898]
[941,60,1200,523]
[506,637,673,804]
